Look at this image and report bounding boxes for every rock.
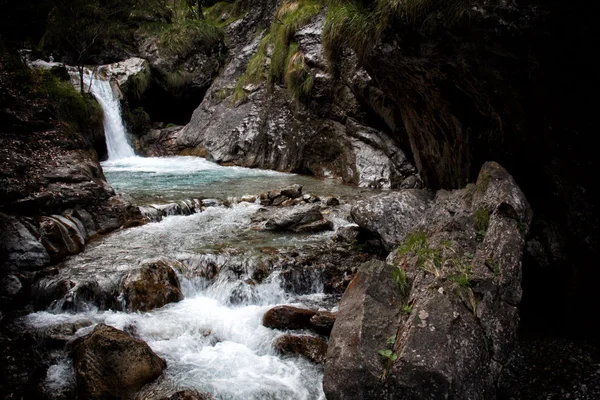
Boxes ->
[323,260,405,399]
[0,213,50,272]
[310,311,336,336]
[271,195,290,206]
[273,334,328,364]
[240,195,257,203]
[280,184,303,199]
[73,324,166,400]
[161,390,214,400]
[322,196,340,206]
[351,190,434,250]
[334,226,360,244]
[294,218,334,233]
[263,205,325,232]
[325,163,532,399]
[123,258,184,312]
[201,199,222,208]
[262,305,317,331]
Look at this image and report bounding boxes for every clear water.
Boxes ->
[102,156,368,205]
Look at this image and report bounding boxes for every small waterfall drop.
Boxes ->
[89,77,136,160]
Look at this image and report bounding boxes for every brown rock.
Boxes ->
[73,324,166,399]
[273,334,328,364]
[123,258,184,312]
[310,311,337,336]
[162,390,215,400]
[262,305,316,330]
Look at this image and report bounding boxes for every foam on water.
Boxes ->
[26,271,326,399]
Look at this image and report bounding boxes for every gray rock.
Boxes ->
[351,190,434,250]
[0,213,50,272]
[264,205,325,232]
[323,260,405,399]
[325,163,532,399]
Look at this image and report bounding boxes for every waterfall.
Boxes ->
[89,77,136,160]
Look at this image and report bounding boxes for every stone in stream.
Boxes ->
[123,257,184,312]
[310,311,337,336]
[273,334,328,364]
[263,205,331,232]
[263,305,317,331]
[160,390,215,400]
[73,324,166,400]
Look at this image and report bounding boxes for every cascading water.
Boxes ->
[89,77,136,160]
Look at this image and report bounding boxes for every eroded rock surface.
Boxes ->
[73,324,166,400]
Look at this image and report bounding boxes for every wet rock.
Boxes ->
[294,218,334,233]
[37,215,86,262]
[263,306,317,331]
[264,205,326,232]
[40,320,93,347]
[240,195,257,203]
[334,226,360,244]
[310,311,336,336]
[0,213,50,272]
[271,195,290,207]
[351,190,434,250]
[161,390,215,400]
[323,260,405,399]
[273,334,328,364]
[123,258,184,312]
[280,184,303,199]
[73,324,166,400]
[322,196,340,206]
[201,199,222,208]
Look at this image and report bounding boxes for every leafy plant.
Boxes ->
[402,304,412,314]
[391,265,410,295]
[397,231,442,276]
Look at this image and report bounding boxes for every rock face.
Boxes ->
[324,162,532,399]
[351,190,434,250]
[73,324,166,400]
[123,258,184,312]
[263,205,332,233]
[134,4,420,188]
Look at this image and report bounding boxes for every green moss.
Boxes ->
[204,0,247,27]
[127,66,151,99]
[154,19,223,58]
[164,68,194,92]
[474,207,490,232]
[32,69,103,135]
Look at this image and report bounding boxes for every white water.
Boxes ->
[90,77,136,160]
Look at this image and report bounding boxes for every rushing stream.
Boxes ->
[20,75,369,399]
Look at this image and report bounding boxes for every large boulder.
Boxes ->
[323,260,405,399]
[123,257,184,312]
[324,162,532,399]
[351,190,434,250]
[73,324,166,400]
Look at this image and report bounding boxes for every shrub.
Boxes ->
[285,43,314,101]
